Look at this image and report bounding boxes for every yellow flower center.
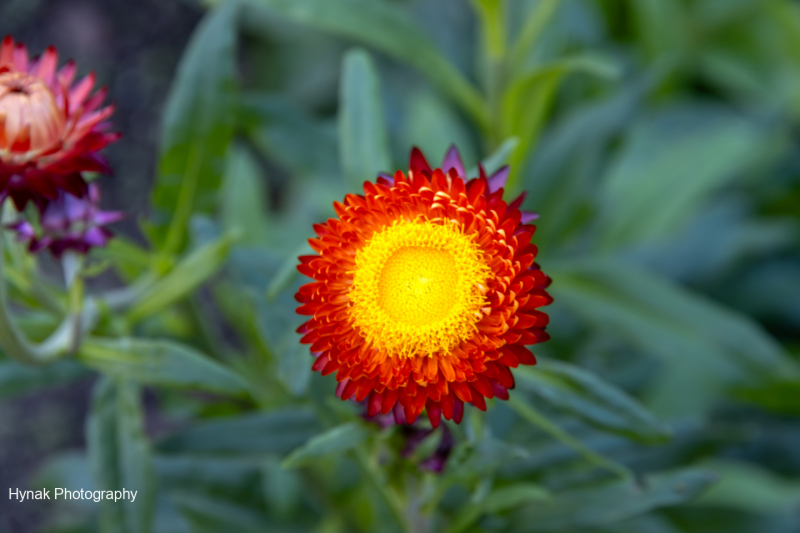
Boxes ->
[350,219,490,358]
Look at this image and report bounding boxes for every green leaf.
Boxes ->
[511,0,564,69]
[502,55,620,192]
[79,337,248,396]
[266,243,312,302]
[403,89,478,170]
[157,408,320,456]
[339,49,391,187]
[471,0,506,59]
[155,455,262,498]
[597,107,771,250]
[0,359,89,399]
[170,493,303,533]
[548,259,800,417]
[521,71,658,249]
[628,0,690,59]
[240,94,340,182]
[511,468,717,531]
[694,460,800,513]
[734,378,800,415]
[94,236,151,282]
[86,376,156,533]
[220,143,271,245]
[261,457,302,516]
[446,483,551,533]
[282,421,372,468]
[127,233,235,323]
[467,136,518,179]
[515,361,671,443]
[152,0,239,253]
[241,0,488,129]
[507,395,631,479]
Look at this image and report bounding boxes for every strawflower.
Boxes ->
[296,147,552,428]
[0,36,118,209]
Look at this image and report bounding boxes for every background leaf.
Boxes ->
[157,409,321,457]
[511,469,717,532]
[282,421,372,468]
[127,233,235,323]
[339,48,391,187]
[152,0,239,252]
[86,376,156,533]
[220,143,271,246]
[516,361,672,443]
[240,0,488,128]
[79,338,248,395]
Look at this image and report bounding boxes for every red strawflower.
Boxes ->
[0,36,119,209]
[296,146,552,428]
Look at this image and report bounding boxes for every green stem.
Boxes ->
[0,225,76,365]
[353,445,411,532]
[508,396,632,481]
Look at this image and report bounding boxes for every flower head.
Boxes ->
[0,36,119,209]
[8,183,123,257]
[296,146,552,428]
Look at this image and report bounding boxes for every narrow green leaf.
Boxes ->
[628,0,690,59]
[403,89,478,171]
[695,460,800,513]
[261,457,302,516]
[511,469,716,531]
[484,483,551,513]
[515,361,672,443]
[79,337,248,396]
[240,94,340,182]
[242,0,489,129]
[153,0,239,252]
[266,243,312,302]
[220,143,271,245]
[282,422,372,468]
[0,359,89,399]
[170,493,293,533]
[511,0,564,69]
[339,49,391,187]
[471,0,506,59]
[127,233,235,323]
[548,259,800,419]
[597,107,770,250]
[157,408,321,456]
[446,483,550,533]
[467,136,519,178]
[94,236,151,281]
[507,395,632,480]
[155,455,263,499]
[502,55,620,192]
[86,376,156,533]
[734,379,800,415]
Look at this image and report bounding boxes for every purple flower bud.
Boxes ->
[6,183,123,258]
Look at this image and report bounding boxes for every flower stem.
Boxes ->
[0,210,83,366]
[353,445,411,532]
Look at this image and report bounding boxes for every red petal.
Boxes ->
[409,147,432,173]
[426,399,442,429]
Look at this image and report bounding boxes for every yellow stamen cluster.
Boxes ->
[350,219,490,358]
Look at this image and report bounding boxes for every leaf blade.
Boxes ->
[79,337,249,396]
[152,1,239,252]
[339,48,391,187]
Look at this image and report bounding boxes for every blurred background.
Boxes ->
[1,0,800,532]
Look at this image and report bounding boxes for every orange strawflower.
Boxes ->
[0,36,119,209]
[296,147,552,427]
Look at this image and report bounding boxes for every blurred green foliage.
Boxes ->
[2,0,800,532]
